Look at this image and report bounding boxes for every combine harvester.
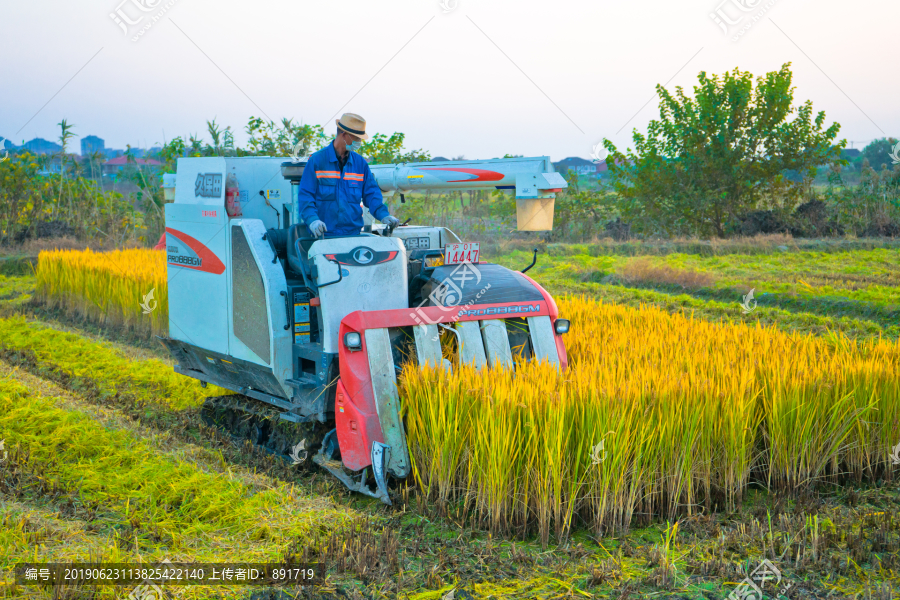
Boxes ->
[160,155,572,504]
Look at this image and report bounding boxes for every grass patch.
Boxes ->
[491,247,900,339]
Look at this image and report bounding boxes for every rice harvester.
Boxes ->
[159,155,572,504]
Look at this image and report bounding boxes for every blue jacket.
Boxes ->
[296,142,390,236]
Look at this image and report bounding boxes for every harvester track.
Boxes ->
[200,395,329,466]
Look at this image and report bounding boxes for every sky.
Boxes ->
[0,0,896,162]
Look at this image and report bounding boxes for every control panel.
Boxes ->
[390,226,443,253]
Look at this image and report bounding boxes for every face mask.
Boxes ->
[346,140,363,152]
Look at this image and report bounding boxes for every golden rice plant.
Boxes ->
[402,363,476,511]
[34,248,168,336]
[400,296,900,545]
[32,249,900,542]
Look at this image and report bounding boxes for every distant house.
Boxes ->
[102,155,162,174]
[22,138,62,155]
[553,156,606,176]
[81,135,105,156]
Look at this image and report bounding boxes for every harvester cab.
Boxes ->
[160,155,570,504]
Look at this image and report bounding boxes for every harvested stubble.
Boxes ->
[0,376,350,560]
[34,248,167,336]
[0,315,219,412]
[400,297,900,546]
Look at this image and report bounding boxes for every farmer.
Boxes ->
[296,112,400,238]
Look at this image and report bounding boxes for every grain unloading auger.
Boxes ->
[160,155,571,504]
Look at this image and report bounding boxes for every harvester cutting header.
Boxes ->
[160,116,571,504]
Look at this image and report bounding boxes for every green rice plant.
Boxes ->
[0,274,34,308]
[761,384,862,491]
[522,369,582,546]
[580,396,640,536]
[710,387,762,511]
[829,338,900,482]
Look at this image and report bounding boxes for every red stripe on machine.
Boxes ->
[418,167,504,183]
[165,227,226,275]
[343,301,550,330]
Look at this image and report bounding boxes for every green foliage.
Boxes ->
[395,189,498,235]
[860,137,899,171]
[360,131,431,165]
[0,315,218,410]
[155,136,186,173]
[152,117,429,168]
[0,375,343,558]
[57,118,76,155]
[604,63,843,237]
[822,159,900,236]
[549,170,616,241]
[243,117,327,158]
[154,117,328,169]
[0,151,151,246]
[0,119,163,246]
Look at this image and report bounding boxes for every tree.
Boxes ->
[57,119,76,155]
[360,132,430,165]
[244,117,326,157]
[603,63,843,237]
[860,137,899,171]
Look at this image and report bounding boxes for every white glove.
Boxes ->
[309,220,327,238]
[381,215,400,234]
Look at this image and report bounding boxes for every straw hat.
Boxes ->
[335,113,369,141]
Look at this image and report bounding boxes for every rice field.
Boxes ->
[5,243,900,598]
[403,297,899,546]
[34,248,167,336]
